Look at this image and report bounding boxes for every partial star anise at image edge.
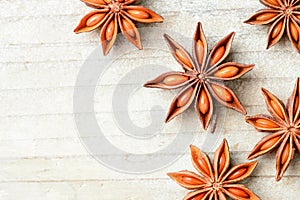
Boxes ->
[168,139,260,200]
[246,78,300,181]
[245,0,300,52]
[144,22,254,130]
[74,0,164,55]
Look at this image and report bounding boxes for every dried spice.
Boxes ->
[144,22,254,130]
[168,139,260,200]
[245,0,300,52]
[246,78,300,181]
[74,0,164,55]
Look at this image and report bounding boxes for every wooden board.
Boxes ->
[1,0,300,199]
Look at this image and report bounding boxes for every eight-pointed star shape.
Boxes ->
[74,0,163,55]
[246,78,300,181]
[245,0,300,52]
[144,22,254,130]
[168,139,260,200]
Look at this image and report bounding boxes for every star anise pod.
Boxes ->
[168,139,260,200]
[246,78,300,181]
[144,22,254,130]
[245,0,300,52]
[74,0,164,55]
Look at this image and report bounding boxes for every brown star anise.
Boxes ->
[74,0,164,55]
[144,22,254,130]
[168,139,260,200]
[246,78,300,181]
[245,0,300,52]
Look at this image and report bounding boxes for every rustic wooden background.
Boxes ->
[1,0,300,199]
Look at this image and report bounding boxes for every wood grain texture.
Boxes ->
[1,0,300,199]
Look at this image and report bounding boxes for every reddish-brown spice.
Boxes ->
[246,78,300,181]
[168,139,260,200]
[74,0,164,55]
[245,0,300,52]
[144,22,254,130]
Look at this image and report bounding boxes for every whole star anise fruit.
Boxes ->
[168,139,260,200]
[74,0,164,55]
[144,22,254,130]
[246,78,300,181]
[245,0,300,52]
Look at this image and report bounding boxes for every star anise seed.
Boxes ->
[74,0,164,55]
[144,22,254,130]
[246,78,300,181]
[245,0,300,52]
[168,139,260,200]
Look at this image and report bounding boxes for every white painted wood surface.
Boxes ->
[1,0,300,199]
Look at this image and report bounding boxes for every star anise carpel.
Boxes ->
[74,0,164,55]
[246,78,300,181]
[168,139,260,200]
[245,0,300,52]
[144,22,254,130]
